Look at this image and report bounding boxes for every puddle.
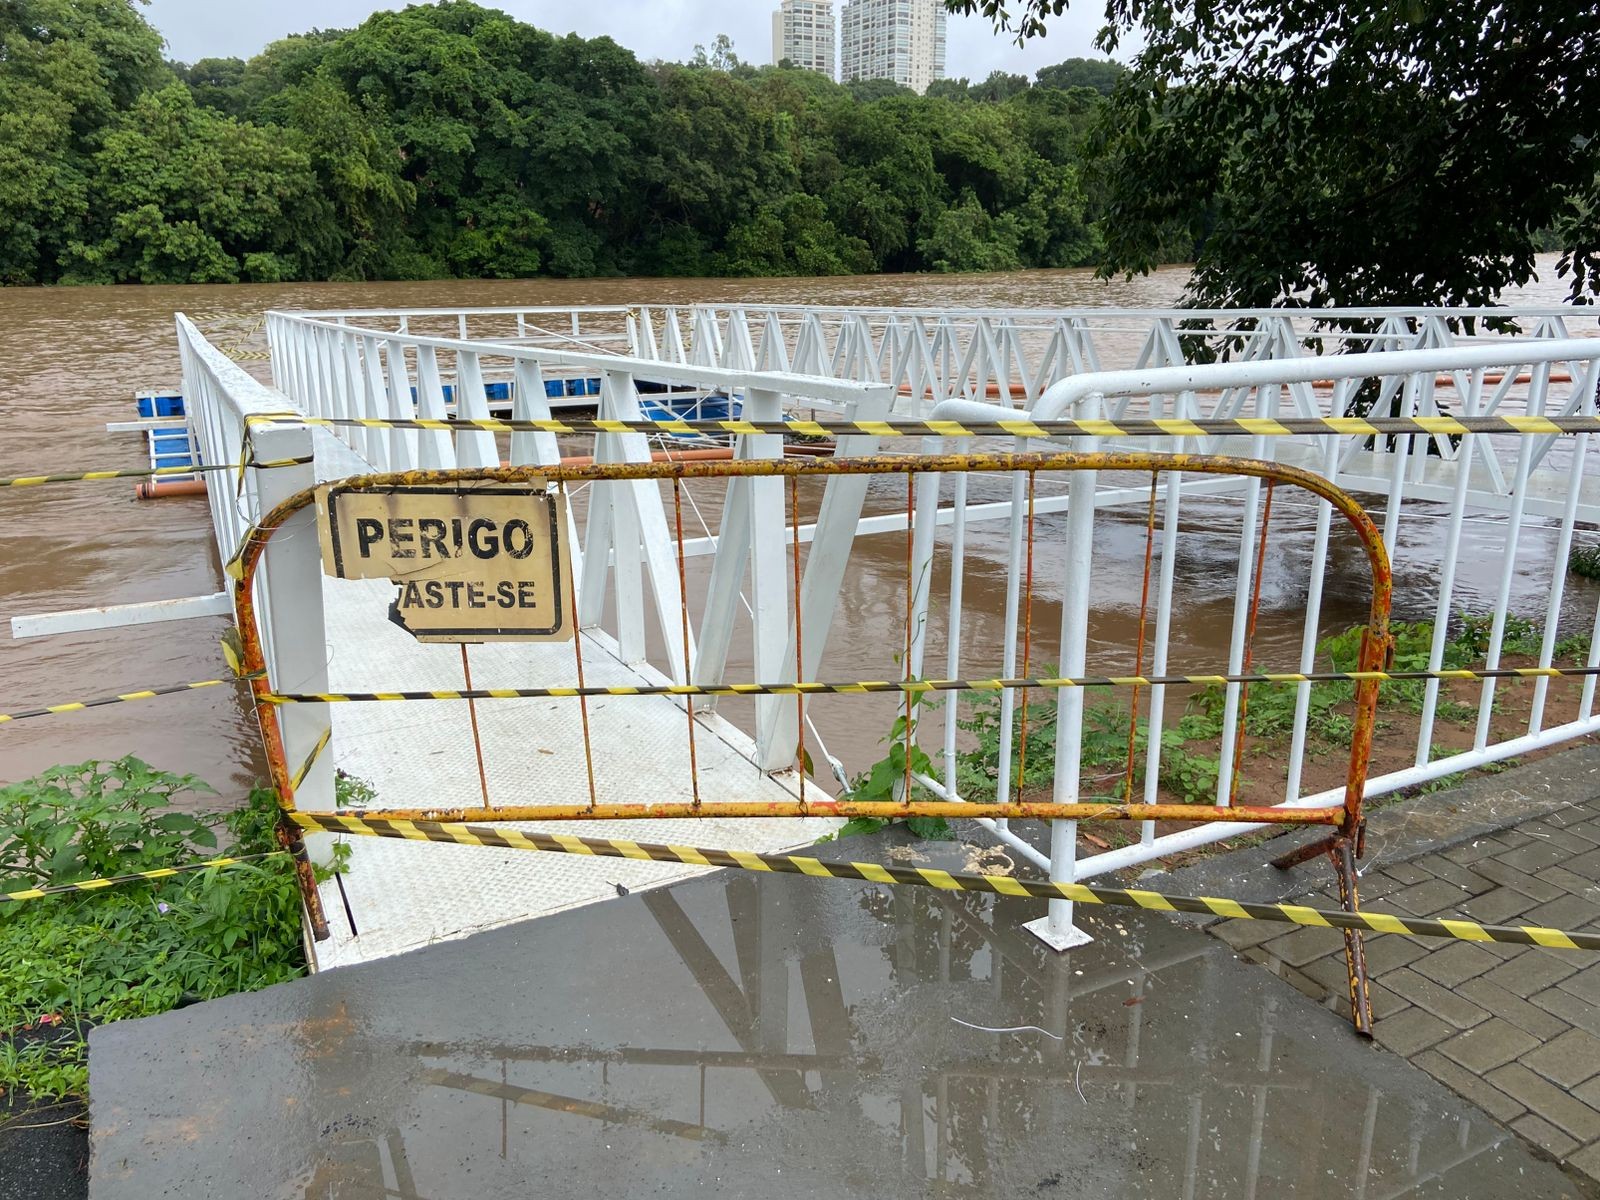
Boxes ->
[89,865,1583,1198]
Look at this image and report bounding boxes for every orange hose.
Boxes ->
[135,478,208,499]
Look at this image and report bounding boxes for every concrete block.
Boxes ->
[1437,1019,1540,1075]
[1459,887,1538,925]
[1530,986,1600,1038]
[1563,1139,1600,1185]
[1511,1113,1580,1160]
[1555,963,1600,1005]
[1373,1008,1453,1057]
[1456,977,1571,1041]
[1412,1050,1526,1125]
[1486,1063,1600,1142]
[1526,1028,1600,1090]
[1387,878,1478,917]
[1410,942,1499,988]
[1481,950,1580,997]
[1475,859,1567,902]
[1381,967,1490,1030]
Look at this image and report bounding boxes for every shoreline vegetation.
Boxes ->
[2,2,1161,289]
[0,765,307,1121]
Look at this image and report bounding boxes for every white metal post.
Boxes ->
[1024,394,1101,951]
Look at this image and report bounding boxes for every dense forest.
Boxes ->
[0,0,1142,286]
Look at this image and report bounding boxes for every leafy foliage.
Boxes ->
[0,764,305,1106]
[826,714,955,841]
[2,0,1117,284]
[1571,544,1600,582]
[950,0,1599,306]
[0,757,216,888]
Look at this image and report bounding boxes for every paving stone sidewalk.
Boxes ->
[1214,795,1600,1185]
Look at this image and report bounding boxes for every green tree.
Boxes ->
[1033,57,1123,95]
[62,84,335,283]
[949,0,1600,305]
[919,191,1023,272]
[968,70,1028,102]
[0,0,1130,285]
[0,0,168,284]
[689,33,741,72]
[844,77,912,102]
[265,75,419,279]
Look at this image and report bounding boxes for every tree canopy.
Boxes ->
[0,0,1120,285]
[947,0,1600,306]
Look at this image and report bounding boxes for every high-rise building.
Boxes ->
[839,0,946,95]
[771,0,837,80]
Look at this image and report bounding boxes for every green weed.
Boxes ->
[0,764,306,1107]
[823,714,954,841]
[1570,544,1600,581]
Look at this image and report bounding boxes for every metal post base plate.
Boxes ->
[1022,915,1094,951]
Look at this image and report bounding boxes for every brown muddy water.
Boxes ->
[0,261,1592,803]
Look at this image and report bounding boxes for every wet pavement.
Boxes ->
[87,832,1586,1200]
[1196,747,1600,1188]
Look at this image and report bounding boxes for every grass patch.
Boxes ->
[0,759,308,1109]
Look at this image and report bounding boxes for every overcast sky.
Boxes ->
[143,0,1117,83]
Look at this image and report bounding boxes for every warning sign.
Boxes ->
[317,482,574,643]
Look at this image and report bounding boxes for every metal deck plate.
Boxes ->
[309,569,835,970]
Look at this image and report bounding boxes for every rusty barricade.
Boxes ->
[230,451,1392,1033]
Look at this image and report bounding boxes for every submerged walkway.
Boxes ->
[305,435,833,970]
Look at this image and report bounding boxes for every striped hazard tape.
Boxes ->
[0,677,251,724]
[1,457,310,489]
[7,663,1595,725]
[0,853,284,903]
[262,663,1600,706]
[291,813,1600,951]
[243,413,1600,440]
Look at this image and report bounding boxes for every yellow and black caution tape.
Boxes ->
[8,663,1591,725]
[0,853,284,903]
[264,663,1600,706]
[0,457,310,489]
[243,413,1600,441]
[289,814,1600,951]
[0,677,254,725]
[290,727,332,791]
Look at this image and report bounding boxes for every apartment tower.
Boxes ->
[771,0,837,79]
[839,0,946,95]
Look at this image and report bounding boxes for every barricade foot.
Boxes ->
[1022,913,1094,951]
[1332,840,1374,1038]
[1271,831,1341,871]
[279,813,331,942]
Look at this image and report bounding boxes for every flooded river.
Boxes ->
[0,260,1591,801]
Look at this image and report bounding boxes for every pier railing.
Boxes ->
[642,302,1600,406]
[176,314,334,811]
[912,336,1600,933]
[261,309,897,728]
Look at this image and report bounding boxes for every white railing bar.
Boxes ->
[1075,710,1600,881]
[270,312,890,407]
[1024,338,1600,420]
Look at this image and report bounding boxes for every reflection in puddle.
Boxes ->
[254,872,1550,1199]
